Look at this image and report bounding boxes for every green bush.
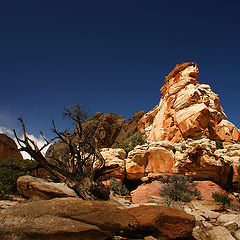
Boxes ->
[116,132,146,153]
[215,140,224,149]
[0,156,38,196]
[212,192,232,207]
[159,174,201,202]
[109,178,129,196]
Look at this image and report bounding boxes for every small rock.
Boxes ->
[17,175,77,199]
[203,210,221,219]
[202,221,213,228]
[192,225,209,240]
[0,200,19,209]
[224,221,238,234]
[207,226,235,240]
[144,236,158,240]
[234,229,240,240]
[190,200,224,212]
[218,214,240,227]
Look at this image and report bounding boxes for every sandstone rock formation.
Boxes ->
[17,175,77,199]
[0,133,23,161]
[100,148,126,179]
[138,62,239,143]
[46,111,145,159]
[125,138,233,187]
[0,197,195,240]
[131,180,163,204]
[130,179,237,204]
[81,111,145,148]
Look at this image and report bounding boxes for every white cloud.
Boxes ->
[0,125,48,159]
[17,134,48,159]
[0,126,14,136]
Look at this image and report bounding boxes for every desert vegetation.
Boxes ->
[116,131,146,153]
[0,156,38,196]
[3,105,120,200]
[159,174,201,202]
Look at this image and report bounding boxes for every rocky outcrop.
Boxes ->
[130,179,237,205]
[138,62,239,143]
[0,134,23,161]
[0,197,195,240]
[100,148,126,179]
[125,138,233,187]
[81,111,145,148]
[17,176,77,199]
[126,142,175,180]
[46,111,145,159]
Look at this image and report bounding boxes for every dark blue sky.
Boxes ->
[0,0,240,139]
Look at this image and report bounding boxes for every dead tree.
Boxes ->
[13,105,119,200]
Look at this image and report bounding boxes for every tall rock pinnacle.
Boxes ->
[138,62,239,143]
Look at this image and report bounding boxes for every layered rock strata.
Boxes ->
[0,197,195,239]
[103,138,237,187]
[138,62,239,143]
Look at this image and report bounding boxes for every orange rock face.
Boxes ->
[138,62,239,143]
[126,144,174,180]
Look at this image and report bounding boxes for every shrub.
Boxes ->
[109,178,129,196]
[212,192,232,207]
[159,174,201,202]
[161,195,184,210]
[116,132,146,153]
[215,140,224,149]
[0,157,38,196]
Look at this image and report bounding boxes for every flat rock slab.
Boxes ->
[207,226,235,240]
[17,175,77,199]
[0,197,195,240]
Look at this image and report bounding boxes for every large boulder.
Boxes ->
[126,142,175,180]
[0,197,195,240]
[100,148,126,179]
[138,62,239,143]
[0,134,23,161]
[17,176,77,199]
[131,180,163,204]
[194,181,229,201]
[127,205,195,239]
[125,139,233,187]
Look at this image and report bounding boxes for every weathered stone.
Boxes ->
[0,197,136,240]
[131,180,163,204]
[100,148,126,179]
[176,146,232,186]
[126,145,174,180]
[138,62,238,143]
[215,120,239,142]
[190,200,224,212]
[0,134,23,161]
[218,214,240,227]
[224,222,238,235]
[207,226,235,240]
[0,197,195,240]
[194,181,228,201]
[234,229,240,240]
[17,176,77,199]
[0,200,19,209]
[127,205,195,239]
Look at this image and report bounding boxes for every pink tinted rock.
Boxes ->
[131,180,163,204]
[195,181,227,200]
[195,181,239,206]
